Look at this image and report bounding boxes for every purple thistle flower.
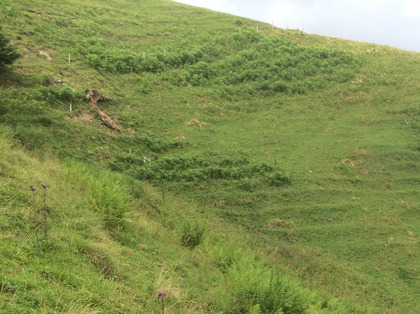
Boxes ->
[30,185,37,192]
[157,290,166,314]
[41,183,48,190]
[157,291,166,298]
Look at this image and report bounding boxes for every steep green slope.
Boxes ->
[0,129,346,313]
[1,0,420,312]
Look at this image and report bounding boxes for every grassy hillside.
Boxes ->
[1,0,420,312]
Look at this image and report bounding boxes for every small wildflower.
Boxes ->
[30,185,37,191]
[157,291,166,298]
[157,291,166,314]
[41,183,48,190]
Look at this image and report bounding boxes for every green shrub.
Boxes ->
[232,29,261,47]
[58,86,75,102]
[265,172,291,187]
[0,98,10,116]
[78,30,359,100]
[0,27,20,69]
[209,244,316,313]
[163,70,188,86]
[31,85,75,104]
[334,69,356,83]
[271,81,288,93]
[131,153,290,189]
[93,34,340,80]
[167,47,204,66]
[291,82,307,95]
[187,61,214,86]
[140,55,164,73]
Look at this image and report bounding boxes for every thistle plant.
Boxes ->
[41,183,47,204]
[39,183,51,240]
[30,183,50,241]
[29,185,37,207]
[157,291,166,314]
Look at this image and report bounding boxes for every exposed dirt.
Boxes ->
[38,50,53,61]
[71,110,95,122]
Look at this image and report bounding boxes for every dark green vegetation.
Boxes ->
[0,26,20,69]
[1,0,420,312]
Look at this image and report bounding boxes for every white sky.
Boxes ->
[173,0,420,52]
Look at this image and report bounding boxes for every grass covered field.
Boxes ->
[1,0,420,312]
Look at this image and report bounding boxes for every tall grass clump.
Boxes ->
[227,264,308,313]
[180,221,206,248]
[30,183,51,241]
[63,162,132,231]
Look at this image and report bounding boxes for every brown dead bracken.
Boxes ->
[85,89,120,131]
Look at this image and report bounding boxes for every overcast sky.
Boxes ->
[173,0,420,52]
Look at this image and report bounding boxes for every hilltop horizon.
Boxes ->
[174,0,420,53]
